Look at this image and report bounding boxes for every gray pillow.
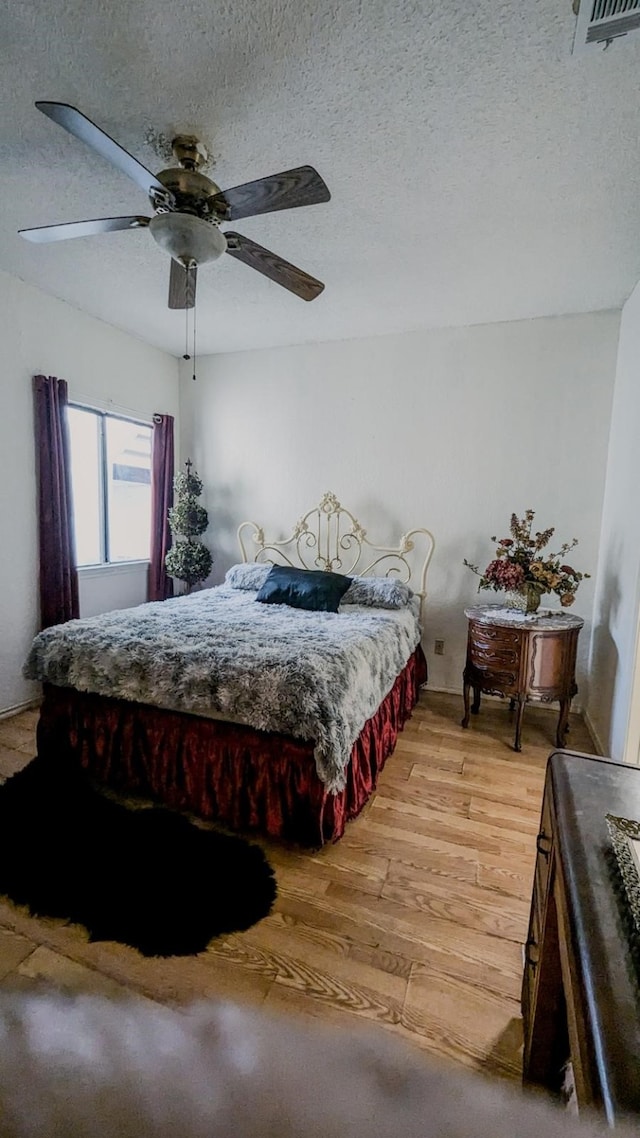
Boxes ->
[342,576,413,609]
[224,562,271,591]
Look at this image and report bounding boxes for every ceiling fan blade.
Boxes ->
[168,260,197,309]
[225,233,324,301]
[213,166,330,222]
[19,215,150,243]
[35,101,170,200]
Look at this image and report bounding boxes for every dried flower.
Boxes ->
[464,510,590,606]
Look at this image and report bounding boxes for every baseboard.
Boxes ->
[583,708,606,757]
[0,698,41,722]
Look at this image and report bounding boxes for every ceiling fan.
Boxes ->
[19,102,331,308]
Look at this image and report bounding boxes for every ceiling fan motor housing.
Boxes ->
[155,166,222,219]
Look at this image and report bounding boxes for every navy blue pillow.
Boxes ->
[255,565,352,613]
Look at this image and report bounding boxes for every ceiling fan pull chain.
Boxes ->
[192,269,197,382]
[183,285,191,363]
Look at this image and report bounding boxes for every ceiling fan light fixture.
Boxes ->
[148,212,227,265]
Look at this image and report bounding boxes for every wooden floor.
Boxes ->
[0,692,595,1083]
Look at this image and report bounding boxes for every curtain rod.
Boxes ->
[69,391,156,424]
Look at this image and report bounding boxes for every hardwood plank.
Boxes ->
[264,847,388,899]
[278,883,525,998]
[212,935,406,1029]
[262,980,404,1044]
[392,736,465,773]
[260,866,331,898]
[477,853,535,902]
[408,761,544,810]
[305,846,390,896]
[275,890,524,1003]
[256,907,416,982]
[366,775,471,819]
[266,893,381,954]
[347,940,415,981]
[0,722,36,755]
[0,928,36,980]
[0,746,31,781]
[462,754,546,792]
[381,863,531,943]
[369,799,533,856]
[377,753,417,780]
[235,919,409,1003]
[340,824,479,883]
[10,945,155,1001]
[403,964,523,1079]
[468,796,541,836]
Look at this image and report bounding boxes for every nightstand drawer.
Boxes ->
[469,622,522,652]
[466,663,519,693]
[469,642,519,669]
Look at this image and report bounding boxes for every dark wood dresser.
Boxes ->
[462,605,583,751]
[523,751,640,1122]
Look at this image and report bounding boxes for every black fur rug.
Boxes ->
[0,756,277,957]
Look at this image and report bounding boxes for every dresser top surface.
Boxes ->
[550,751,640,1119]
[464,604,584,631]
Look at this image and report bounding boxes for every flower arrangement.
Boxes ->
[464,509,590,609]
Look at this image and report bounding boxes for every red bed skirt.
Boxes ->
[37,645,427,846]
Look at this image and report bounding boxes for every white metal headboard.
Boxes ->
[237,491,435,623]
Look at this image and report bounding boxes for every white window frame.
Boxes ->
[68,402,153,570]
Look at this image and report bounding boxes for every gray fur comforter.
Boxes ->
[24,587,422,792]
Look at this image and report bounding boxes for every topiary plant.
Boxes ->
[165,459,213,592]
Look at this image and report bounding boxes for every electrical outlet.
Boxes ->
[434,639,444,656]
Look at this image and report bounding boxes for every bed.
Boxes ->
[25,492,435,846]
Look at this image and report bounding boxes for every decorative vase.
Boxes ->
[504,585,542,614]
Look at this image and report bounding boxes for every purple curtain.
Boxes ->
[33,375,79,628]
[148,413,175,601]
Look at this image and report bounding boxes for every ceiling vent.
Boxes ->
[572,0,640,53]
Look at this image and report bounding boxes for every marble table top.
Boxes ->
[464,603,584,631]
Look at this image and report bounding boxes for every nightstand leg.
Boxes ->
[556,699,571,748]
[472,686,481,714]
[462,680,471,728]
[514,696,526,752]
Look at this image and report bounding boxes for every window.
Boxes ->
[67,406,152,567]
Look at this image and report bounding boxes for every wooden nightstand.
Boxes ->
[461,604,583,751]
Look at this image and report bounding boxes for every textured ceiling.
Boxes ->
[2,0,640,356]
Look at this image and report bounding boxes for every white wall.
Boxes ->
[588,282,640,758]
[0,268,179,715]
[180,311,619,704]
[77,563,151,619]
